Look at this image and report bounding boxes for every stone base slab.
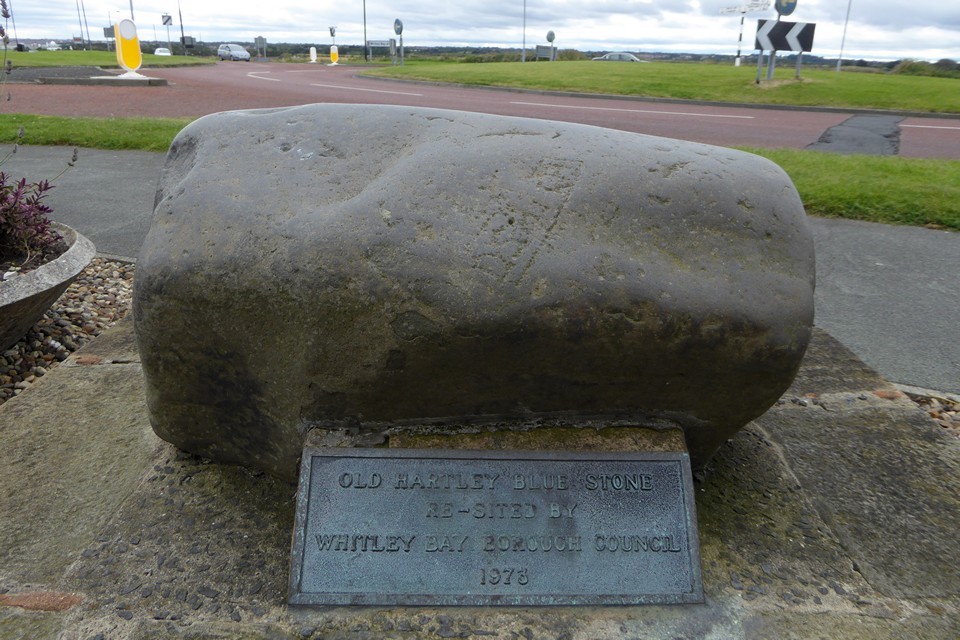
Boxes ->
[0,319,957,639]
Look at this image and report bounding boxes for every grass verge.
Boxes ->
[366,61,960,114]
[1,114,957,231]
[0,114,192,153]
[741,148,960,230]
[2,49,213,68]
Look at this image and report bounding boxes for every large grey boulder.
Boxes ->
[134,104,815,482]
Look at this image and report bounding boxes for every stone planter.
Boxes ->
[0,223,96,352]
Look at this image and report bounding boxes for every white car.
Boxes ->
[153,47,172,56]
[218,44,251,61]
[592,52,644,62]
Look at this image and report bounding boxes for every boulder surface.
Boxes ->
[134,104,815,481]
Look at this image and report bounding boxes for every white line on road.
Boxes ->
[247,72,281,82]
[310,83,423,96]
[902,124,960,131]
[510,101,755,119]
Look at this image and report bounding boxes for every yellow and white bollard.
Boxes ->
[329,45,339,66]
[114,19,144,77]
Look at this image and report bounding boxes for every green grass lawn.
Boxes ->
[366,61,960,114]
[742,148,960,229]
[2,49,213,68]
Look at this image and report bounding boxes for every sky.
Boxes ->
[5,0,959,62]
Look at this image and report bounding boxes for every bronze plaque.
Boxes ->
[289,448,703,606]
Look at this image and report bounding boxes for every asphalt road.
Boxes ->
[7,62,960,158]
[4,144,957,394]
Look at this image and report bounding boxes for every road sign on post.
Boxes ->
[394,19,404,65]
[161,15,173,56]
[755,19,814,52]
[755,19,815,83]
[774,0,798,16]
[115,19,142,76]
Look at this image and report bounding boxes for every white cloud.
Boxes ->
[5,0,959,61]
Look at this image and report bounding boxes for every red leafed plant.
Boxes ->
[0,171,66,272]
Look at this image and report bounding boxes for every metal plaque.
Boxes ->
[289,448,703,606]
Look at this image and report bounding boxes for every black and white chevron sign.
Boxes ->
[754,19,815,52]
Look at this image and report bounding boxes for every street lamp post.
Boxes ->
[128,0,134,20]
[836,0,853,71]
[75,0,85,48]
[521,0,527,62]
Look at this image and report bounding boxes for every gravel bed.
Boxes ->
[0,257,133,405]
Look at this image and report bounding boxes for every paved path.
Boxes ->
[810,218,959,393]
[3,144,957,393]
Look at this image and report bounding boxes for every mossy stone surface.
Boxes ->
[134,104,815,482]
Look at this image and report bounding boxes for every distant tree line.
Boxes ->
[890,59,960,79]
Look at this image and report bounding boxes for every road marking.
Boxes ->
[510,101,754,119]
[902,124,960,131]
[247,72,281,82]
[310,83,422,96]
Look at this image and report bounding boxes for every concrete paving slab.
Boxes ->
[758,395,960,599]
[784,329,893,396]
[0,356,160,586]
[0,321,957,638]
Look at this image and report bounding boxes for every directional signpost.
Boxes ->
[720,1,769,66]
